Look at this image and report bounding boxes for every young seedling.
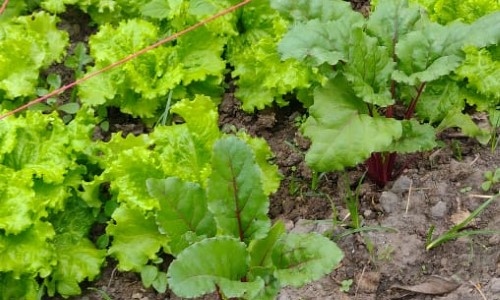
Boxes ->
[481,168,500,192]
[426,194,499,250]
[30,74,80,123]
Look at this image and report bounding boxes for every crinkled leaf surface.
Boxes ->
[207,136,271,243]
[147,177,216,255]
[343,29,394,106]
[0,167,36,234]
[457,46,500,99]
[367,0,421,50]
[152,95,221,184]
[271,0,355,23]
[278,14,364,67]
[0,12,68,98]
[107,206,168,272]
[168,237,263,299]
[303,76,402,171]
[272,233,344,287]
[0,273,40,300]
[0,221,55,278]
[415,80,464,122]
[47,200,105,297]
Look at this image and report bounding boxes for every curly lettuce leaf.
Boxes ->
[0,221,55,278]
[457,46,500,100]
[46,200,106,297]
[0,12,68,98]
[303,75,402,171]
[0,167,36,234]
[0,273,40,300]
[107,205,169,272]
[227,0,321,110]
[79,17,227,118]
[411,0,500,24]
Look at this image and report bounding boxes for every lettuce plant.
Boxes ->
[273,0,500,186]
[0,12,68,104]
[0,109,106,299]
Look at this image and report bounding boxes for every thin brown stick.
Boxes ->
[469,280,488,300]
[404,179,413,215]
[0,0,9,15]
[0,0,253,120]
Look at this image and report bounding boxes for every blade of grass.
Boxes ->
[426,193,498,250]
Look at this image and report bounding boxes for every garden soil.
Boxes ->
[50,2,499,299]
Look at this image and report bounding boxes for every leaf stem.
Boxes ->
[404,82,426,119]
[0,0,253,120]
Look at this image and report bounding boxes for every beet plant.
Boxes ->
[89,96,342,298]
[273,0,500,186]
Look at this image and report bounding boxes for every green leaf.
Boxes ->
[367,0,422,50]
[141,0,172,19]
[272,233,343,287]
[393,21,467,85]
[0,12,68,98]
[207,136,271,243]
[236,132,282,196]
[58,103,80,114]
[152,95,221,184]
[303,76,402,171]
[107,206,169,272]
[141,265,159,288]
[168,237,263,298]
[437,110,490,144]
[0,273,40,300]
[0,167,37,234]
[249,221,286,269]
[343,29,395,106]
[415,80,464,123]
[278,14,364,67]
[47,199,106,297]
[271,0,355,23]
[0,221,55,278]
[390,120,437,153]
[152,271,168,293]
[147,177,216,255]
[457,46,500,99]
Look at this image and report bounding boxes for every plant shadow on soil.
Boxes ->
[46,2,499,300]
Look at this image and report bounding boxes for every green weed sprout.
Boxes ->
[481,168,500,192]
[426,194,499,250]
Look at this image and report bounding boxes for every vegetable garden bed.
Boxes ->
[0,0,499,299]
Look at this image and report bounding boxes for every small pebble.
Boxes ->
[489,278,500,293]
[431,201,448,218]
[380,191,401,214]
[391,176,412,195]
